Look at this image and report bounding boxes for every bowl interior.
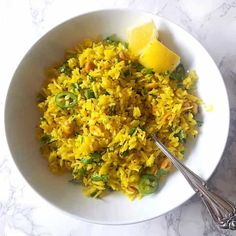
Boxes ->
[5,9,229,224]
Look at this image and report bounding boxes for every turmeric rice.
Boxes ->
[37,37,201,199]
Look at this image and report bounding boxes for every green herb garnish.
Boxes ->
[175,130,186,143]
[72,167,86,180]
[156,169,168,179]
[58,62,71,76]
[90,151,102,162]
[91,174,109,182]
[128,127,137,136]
[143,68,154,75]
[84,89,95,99]
[105,34,121,44]
[81,157,93,164]
[132,61,144,71]
[170,64,186,81]
[88,74,95,82]
[121,150,129,157]
[72,82,81,92]
[40,135,53,145]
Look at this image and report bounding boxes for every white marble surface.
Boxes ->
[0,0,236,235]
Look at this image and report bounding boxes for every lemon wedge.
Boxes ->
[139,39,180,73]
[127,21,158,57]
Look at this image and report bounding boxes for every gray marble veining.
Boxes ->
[0,0,236,235]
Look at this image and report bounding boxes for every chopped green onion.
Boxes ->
[79,167,86,176]
[81,157,93,164]
[91,174,109,182]
[81,152,103,164]
[71,167,86,180]
[72,82,81,92]
[84,89,95,99]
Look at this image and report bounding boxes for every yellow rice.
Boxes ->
[37,38,201,199]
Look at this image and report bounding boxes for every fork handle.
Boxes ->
[151,134,236,230]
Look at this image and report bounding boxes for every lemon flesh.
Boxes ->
[128,21,158,57]
[139,39,180,73]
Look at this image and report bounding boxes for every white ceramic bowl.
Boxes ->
[4,9,230,225]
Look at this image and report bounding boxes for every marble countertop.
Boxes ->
[0,0,236,235]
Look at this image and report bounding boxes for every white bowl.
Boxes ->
[4,9,230,225]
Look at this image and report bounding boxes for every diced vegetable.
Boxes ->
[138,174,159,195]
[81,152,102,164]
[55,92,77,109]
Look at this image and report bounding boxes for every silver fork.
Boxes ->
[151,134,236,230]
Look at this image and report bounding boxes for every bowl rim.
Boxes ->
[4,8,230,225]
